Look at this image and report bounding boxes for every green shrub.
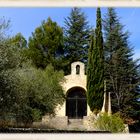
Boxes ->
[94,113,125,133]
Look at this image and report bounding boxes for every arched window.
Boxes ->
[76,65,80,74]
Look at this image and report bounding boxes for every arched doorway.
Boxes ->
[66,87,87,119]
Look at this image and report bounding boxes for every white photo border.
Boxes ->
[0,0,140,140]
[0,134,140,140]
[0,0,140,7]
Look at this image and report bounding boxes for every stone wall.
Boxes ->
[42,116,68,129]
[83,114,97,131]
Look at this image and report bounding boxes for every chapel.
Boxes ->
[42,61,111,130]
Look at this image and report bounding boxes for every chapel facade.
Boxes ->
[42,61,111,130]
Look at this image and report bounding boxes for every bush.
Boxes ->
[94,113,125,133]
[0,39,65,127]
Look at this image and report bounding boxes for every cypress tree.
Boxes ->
[87,8,104,111]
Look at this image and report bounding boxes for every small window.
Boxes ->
[76,65,80,74]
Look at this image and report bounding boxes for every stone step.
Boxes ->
[68,119,83,121]
[67,119,85,130]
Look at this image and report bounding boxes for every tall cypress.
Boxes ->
[87,8,104,112]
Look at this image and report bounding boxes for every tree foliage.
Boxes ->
[12,64,65,124]
[28,17,64,70]
[0,19,65,126]
[0,41,26,120]
[0,40,65,125]
[64,7,91,74]
[87,8,104,111]
[0,17,10,41]
[103,8,140,122]
[8,33,27,48]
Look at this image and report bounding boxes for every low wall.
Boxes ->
[83,114,97,131]
[42,116,68,129]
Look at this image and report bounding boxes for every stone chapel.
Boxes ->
[42,61,111,130]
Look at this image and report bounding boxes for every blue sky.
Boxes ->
[0,7,139,59]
